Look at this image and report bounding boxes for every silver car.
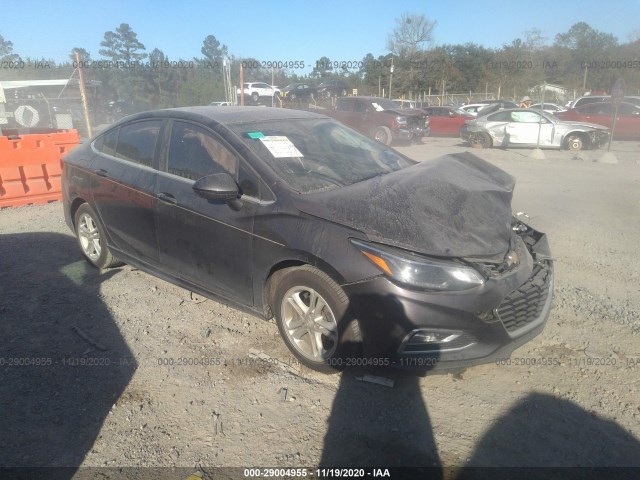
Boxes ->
[460,108,610,151]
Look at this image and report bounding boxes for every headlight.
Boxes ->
[395,116,408,126]
[351,240,485,291]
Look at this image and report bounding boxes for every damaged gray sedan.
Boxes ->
[63,106,554,374]
[460,107,609,150]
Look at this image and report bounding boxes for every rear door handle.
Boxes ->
[157,192,178,205]
[95,169,109,178]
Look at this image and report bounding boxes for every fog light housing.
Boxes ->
[399,329,476,354]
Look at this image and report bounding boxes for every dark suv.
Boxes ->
[315,79,349,98]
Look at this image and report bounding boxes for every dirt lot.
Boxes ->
[1,138,639,478]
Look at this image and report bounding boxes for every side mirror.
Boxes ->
[193,173,239,201]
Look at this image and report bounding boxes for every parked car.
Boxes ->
[473,99,519,109]
[422,106,475,135]
[323,96,428,145]
[568,95,610,109]
[209,101,232,106]
[61,106,553,373]
[566,95,640,109]
[529,103,567,114]
[460,108,610,150]
[555,102,640,139]
[459,103,496,116]
[282,83,315,101]
[237,82,281,103]
[315,79,349,98]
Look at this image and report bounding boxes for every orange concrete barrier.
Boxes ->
[0,129,80,208]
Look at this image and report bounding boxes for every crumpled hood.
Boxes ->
[294,152,516,258]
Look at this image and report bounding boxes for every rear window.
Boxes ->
[94,127,118,156]
[115,120,163,167]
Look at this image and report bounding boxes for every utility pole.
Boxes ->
[75,51,92,137]
[388,57,394,100]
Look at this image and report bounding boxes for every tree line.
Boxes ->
[1,18,639,110]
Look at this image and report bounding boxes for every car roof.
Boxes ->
[104,106,328,129]
[576,101,639,110]
[341,96,391,102]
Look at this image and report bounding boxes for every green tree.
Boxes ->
[99,23,147,62]
[310,56,333,79]
[201,35,228,66]
[144,48,178,108]
[553,22,619,92]
[0,34,20,61]
[70,47,91,63]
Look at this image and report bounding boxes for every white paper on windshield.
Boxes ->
[259,136,304,158]
[371,102,385,112]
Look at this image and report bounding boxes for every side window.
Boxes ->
[335,98,352,111]
[94,127,118,156]
[353,100,369,113]
[168,121,238,181]
[115,120,162,167]
[618,104,637,116]
[510,111,542,123]
[487,111,510,122]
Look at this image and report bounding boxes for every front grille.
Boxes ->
[496,262,552,333]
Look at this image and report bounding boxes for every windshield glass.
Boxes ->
[229,118,415,194]
[369,98,398,110]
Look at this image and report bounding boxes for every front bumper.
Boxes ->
[396,126,429,140]
[459,124,480,140]
[342,232,554,372]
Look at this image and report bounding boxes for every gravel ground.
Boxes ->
[1,138,639,479]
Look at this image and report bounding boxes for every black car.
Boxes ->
[315,79,349,98]
[282,83,316,101]
[62,106,553,373]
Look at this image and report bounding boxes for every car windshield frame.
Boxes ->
[227,118,416,194]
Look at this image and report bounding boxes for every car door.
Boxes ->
[90,119,163,264]
[505,111,555,146]
[578,103,612,129]
[427,108,450,134]
[332,98,362,132]
[155,120,256,303]
[611,104,640,137]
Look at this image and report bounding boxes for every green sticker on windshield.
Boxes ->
[247,132,265,139]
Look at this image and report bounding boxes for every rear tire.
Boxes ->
[469,132,491,148]
[272,266,361,373]
[74,203,123,269]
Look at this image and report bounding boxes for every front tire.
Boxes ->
[272,266,360,373]
[565,134,584,151]
[74,203,122,269]
[373,126,393,146]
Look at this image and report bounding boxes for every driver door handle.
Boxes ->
[157,192,178,205]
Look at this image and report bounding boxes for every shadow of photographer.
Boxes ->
[0,232,137,475]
